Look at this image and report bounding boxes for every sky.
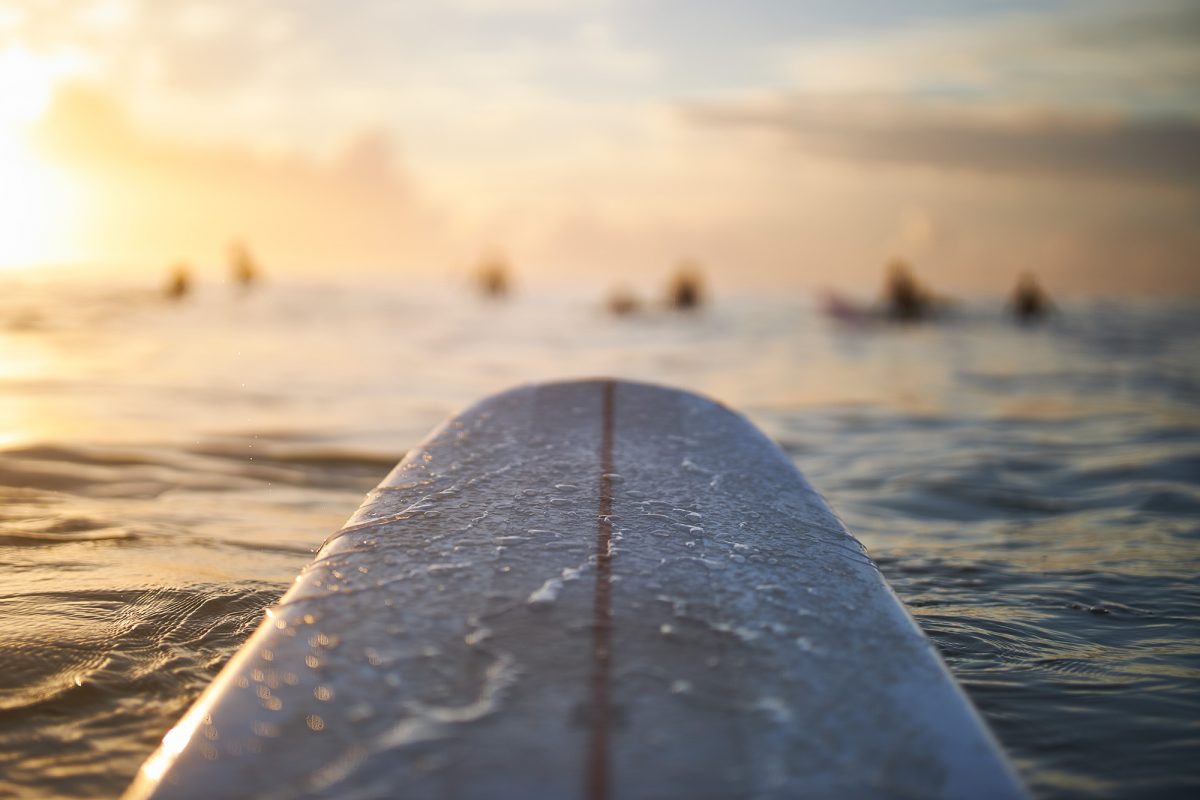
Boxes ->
[0,0,1197,294]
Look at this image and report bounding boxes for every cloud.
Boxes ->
[444,0,608,13]
[780,0,1200,115]
[29,83,441,272]
[685,97,1200,187]
[680,0,1200,186]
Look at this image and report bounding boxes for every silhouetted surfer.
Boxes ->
[231,242,260,289]
[882,259,931,322]
[475,254,511,299]
[667,260,705,310]
[1010,272,1053,323]
[606,285,640,316]
[164,263,191,300]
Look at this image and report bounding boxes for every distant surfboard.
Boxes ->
[819,290,878,324]
[125,380,1026,799]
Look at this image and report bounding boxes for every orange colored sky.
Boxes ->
[0,0,1197,294]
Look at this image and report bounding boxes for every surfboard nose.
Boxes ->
[127,379,1027,800]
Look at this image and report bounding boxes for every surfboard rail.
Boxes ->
[125,379,1027,799]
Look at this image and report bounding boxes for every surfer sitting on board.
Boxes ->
[883,259,932,322]
[231,242,260,290]
[1010,272,1054,324]
[475,254,512,299]
[667,261,705,310]
[164,263,191,301]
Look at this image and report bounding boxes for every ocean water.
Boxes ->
[0,275,1197,798]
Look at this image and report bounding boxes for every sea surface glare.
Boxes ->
[0,277,1197,798]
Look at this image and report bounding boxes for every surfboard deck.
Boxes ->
[125,379,1026,799]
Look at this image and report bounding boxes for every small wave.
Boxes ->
[188,442,399,470]
[184,441,398,490]
[0,514,138,546]
[1034,657,1113,678]
[0,439,395,501]
[0,527,137,545]
[0,582,277,795]
[0,457,174,498]
[3,444,163,468]
[212,538,316,556]
[0,585,279,714]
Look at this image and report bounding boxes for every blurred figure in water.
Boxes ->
[667,260,705,311]
[475,253,511,299]
[606,285,641,316]
[164,263,191,300]
[882,259,931,322]
[1010,272,1054,324]
[231,242,260,290]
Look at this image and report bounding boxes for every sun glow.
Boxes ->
[0,132,80,269]
[0,47,60,128]
[0,48,81,269]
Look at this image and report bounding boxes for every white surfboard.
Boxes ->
[125,379,1026,799]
